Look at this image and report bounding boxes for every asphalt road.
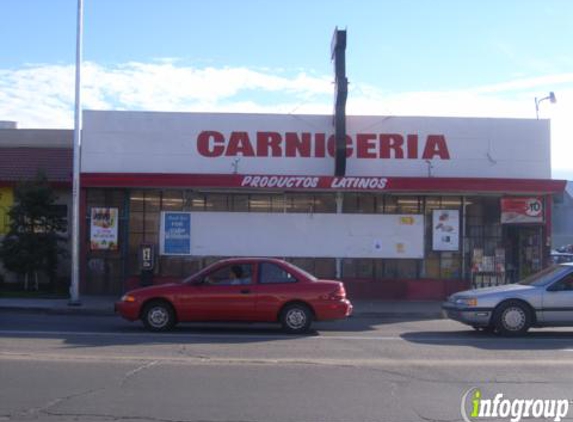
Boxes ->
[1,314,573,422]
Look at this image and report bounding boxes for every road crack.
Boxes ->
[121,360,160,387]
[11,387,103,420]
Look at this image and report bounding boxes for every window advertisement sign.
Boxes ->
[188,212,424,258]
[0,187,13,235]
[160,212,192,255]
[90,207,119,251]
[432,209,460,251]
[501,197,543,224]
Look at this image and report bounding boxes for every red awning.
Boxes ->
[81,173,567,194]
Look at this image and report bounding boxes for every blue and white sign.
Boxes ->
[160,212,192,255]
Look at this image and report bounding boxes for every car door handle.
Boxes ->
[240,289,251,294]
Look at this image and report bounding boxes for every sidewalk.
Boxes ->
[0,296,444,320]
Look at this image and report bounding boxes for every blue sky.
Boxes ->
[1,0,572,179]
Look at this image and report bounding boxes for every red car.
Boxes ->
[115,257,353,334]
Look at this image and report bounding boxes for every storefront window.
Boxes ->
[441,252,461,279]
[382,259,419,279]
[159,256,184,277]
[314,258,336,278]
[422,196,463,279]
[248,194,272,212]
[86,190,106,208]
[287,193,313,213]
[342,193,376,213]
[188,193,206,211]
[342,259,373,278]
[423,254,441,279]
[271,195,285,212]
[384,196,398,214]
[314,194,336,213]
[396,196,421,214]
[145,191,161,212]
[231,194,249,211]
[162,190,184,211]
[360,195,376,213]
[86,189,128,295]
[121,190,488,287]
[356,259,374,278]
[288,257,315,274]
[143,212,159,235]
[341,258,357,278]
[343,258,420,279]
[374,194,385,214]
[342,193,359,213]
[129,211,144,232]
[182,258,203,278]
[382,195,421,214]
[205,193,229,211]
[465,196,505,283]
[129,190,145,212]
[128,190,162,278]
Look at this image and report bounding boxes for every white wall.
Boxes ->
[166,212,425,259]
[82,110,552,180]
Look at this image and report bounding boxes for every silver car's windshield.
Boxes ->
[518,265,571,286]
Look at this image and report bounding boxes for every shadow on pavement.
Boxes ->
[0,313,414,348]
[401,328,573,351]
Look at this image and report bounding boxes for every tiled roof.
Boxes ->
[0,147,72,183]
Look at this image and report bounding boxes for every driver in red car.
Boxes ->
[228,265,249,285]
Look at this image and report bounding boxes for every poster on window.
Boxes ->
[0,187,14,235]
[432,210,459,251]
[500,197,543,224]
[160,212,192,255]
[90,207,119,251]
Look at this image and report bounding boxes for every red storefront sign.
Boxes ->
[500,197,544,223]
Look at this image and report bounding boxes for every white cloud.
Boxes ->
[0,61,571,179]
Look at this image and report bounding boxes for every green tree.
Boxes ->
[0,172,66,291]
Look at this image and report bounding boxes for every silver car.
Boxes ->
[442,263,573,336]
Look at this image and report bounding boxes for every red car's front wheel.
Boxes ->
[142,301,176,332]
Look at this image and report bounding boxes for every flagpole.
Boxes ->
[69,0,83,306]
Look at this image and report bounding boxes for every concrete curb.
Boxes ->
[0,305,114,316]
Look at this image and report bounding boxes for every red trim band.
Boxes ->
[80,173,567,194]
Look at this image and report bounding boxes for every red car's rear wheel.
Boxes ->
[280,303,313,334]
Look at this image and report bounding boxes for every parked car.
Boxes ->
[116,257,353,334]
[550,251,573,264]
[443,263,573,336]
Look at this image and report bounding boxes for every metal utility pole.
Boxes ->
[331,28,348,177]
[69,0,83,306]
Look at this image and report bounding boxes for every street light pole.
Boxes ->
[69,0,83,306]
[535,91,557,119]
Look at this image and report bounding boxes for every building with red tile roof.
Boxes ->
[0,128,73,287]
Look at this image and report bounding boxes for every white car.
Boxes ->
[443,263,573,336]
